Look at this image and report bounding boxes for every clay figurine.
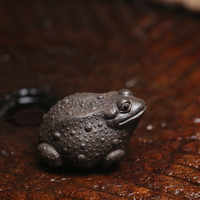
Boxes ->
[37,89,146,169]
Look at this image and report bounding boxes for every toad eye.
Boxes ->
[118,101,131,113]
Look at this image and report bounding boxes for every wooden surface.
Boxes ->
[1,1,200,199]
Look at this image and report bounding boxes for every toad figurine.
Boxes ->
[37,89,146,169]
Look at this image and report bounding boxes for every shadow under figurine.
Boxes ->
[37,89,146,169]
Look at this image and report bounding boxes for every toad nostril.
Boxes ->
[133,101,145,114]
[0,88,57,126]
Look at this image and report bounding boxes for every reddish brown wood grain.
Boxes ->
[1,1,200,199]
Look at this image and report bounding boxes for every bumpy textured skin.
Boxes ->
[38,89,146,169]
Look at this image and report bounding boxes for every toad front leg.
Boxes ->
[37,143,63,167]
[102,149,126,168]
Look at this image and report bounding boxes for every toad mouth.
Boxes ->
[119,106,146,126]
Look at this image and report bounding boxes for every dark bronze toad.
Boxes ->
[37,89,146,169]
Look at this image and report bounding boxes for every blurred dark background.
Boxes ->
[1,1,200,199]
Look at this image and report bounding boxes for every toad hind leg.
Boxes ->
[102,149,126,168]
[37,143,63,167]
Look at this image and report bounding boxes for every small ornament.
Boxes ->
[37,89,146,169]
